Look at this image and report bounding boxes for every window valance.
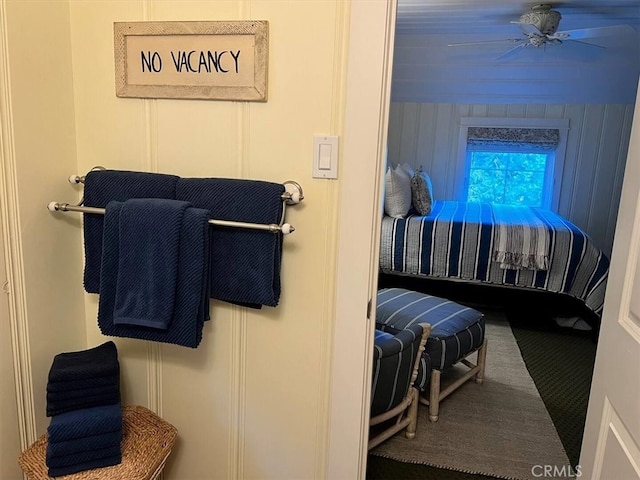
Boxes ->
[466,127,560,151]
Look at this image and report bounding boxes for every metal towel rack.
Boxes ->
[48,167,304,235]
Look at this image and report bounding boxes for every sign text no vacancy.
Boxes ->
[114,21,268,101]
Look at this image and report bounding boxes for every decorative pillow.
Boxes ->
[384,164,412,218]
[410,168,434,216]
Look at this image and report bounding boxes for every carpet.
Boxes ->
[370,313,573,480]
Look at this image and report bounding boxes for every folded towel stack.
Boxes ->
[45,343,123,477]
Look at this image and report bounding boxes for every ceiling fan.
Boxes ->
[448,4,637,58]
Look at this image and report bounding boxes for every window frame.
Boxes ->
[455,117,570,212]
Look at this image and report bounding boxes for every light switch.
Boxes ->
[313,135,339,179]
[318,144,332,170]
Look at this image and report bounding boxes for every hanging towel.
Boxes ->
[47,341,119,384]
[83,169,179,294]
[98,201,211,348]
[176,178,285,308]
[113,198,192,330]
[47,404,122,442]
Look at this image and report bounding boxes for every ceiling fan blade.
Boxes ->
[448,38,524,47]
[550,24,637,40]
[496,43,527,60]
[510,21,543,37]
[565,39,607,49]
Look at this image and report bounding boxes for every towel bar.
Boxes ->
[48,202,296,234]
[49,169,304,235]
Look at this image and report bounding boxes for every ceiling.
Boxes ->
[395,0,640,35]
[391,1,640,104]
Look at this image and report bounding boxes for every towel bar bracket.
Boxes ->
[283,181,304,205]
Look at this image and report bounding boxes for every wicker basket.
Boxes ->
[19,405,178,480]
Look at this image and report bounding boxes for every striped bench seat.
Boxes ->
[376,287,488,422]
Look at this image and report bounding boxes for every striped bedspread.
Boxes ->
[379,201,610,317]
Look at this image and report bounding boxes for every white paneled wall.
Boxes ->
[2,0,353,478]
[67,1,348,479]
[387,102,635,256]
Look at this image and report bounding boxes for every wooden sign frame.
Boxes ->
[114,21,268,102]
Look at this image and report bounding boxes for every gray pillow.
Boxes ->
[411,169,433,215]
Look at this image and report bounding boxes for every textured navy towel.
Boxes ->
[47,374,120,393]
[47,404,122,442]
[47,341,119,383]
[98,201,211,348]
[47,453,122,477]
[46,390,120,417]
[47,383,119,400]
[176,178,285,308]
[46,443,122,468]
[114,198,192,330]
[47,430,122,458]
[83,169,179,294]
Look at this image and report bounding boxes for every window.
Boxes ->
[456,118,570,211]
[465,148,554,208]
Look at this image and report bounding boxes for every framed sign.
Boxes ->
[114,21,268,102]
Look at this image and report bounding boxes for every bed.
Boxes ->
[379,200,610,323]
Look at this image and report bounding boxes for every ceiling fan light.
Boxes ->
[519,5,562,35]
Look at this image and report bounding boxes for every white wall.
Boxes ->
[387,102,634,257]
[2,1,391,477]
[0,222,22,480]
[66,1,349,479]
[1,0,87,445]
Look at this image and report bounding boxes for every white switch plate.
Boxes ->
[312,135,338,179]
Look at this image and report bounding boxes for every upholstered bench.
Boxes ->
[376,287,488,422]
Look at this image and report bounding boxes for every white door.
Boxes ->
[579,81,640,479]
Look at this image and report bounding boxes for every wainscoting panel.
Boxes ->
[387,102,635,256]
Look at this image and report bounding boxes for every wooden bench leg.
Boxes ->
[474,339,488,384]
[429,369,441,422]
[405,388,419,439]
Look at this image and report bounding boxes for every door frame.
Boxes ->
[326,0,397,478]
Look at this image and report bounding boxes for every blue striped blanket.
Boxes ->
[379,201,610,317]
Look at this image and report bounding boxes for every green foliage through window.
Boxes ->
[466,151,548,207]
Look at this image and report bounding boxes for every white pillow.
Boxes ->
[384,164,412,218]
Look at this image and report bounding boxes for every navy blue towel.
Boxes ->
[98,201,211,348]
[83,169,179,294]
[114,199,192,330]
[46,443,122,469]
[47,430,122,458]
[47,404,122,443]
[47,454,122,477]
[47,383,119,401]
[46,389,120,417]
[47,374,120,393]
[47,341,119,384]
[176,178,285,308]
